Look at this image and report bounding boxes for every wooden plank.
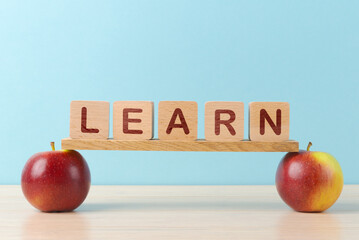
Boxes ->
[61,138,299,152]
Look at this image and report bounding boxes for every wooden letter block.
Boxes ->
[249,102,289,141]
[113,101,154,140]
[205,101,244,141]
[158,101,198,141]
[70,101,110,139]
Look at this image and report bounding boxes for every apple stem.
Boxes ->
[51,142,55,151]
[307,142,312,151]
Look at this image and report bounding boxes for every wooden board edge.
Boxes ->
[61,138,299,152]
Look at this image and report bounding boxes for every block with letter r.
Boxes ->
[205,101,244,141]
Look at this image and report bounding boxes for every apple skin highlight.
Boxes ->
[21,149,91,212]
[276,149,343,212]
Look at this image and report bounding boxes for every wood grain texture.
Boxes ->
[70,101,110,139]
[61,138,299,152]
[158,101,198,141]
[249,102,290,142]
[205,101,244,141]
[1,185,358,240]
[113,101,154,140]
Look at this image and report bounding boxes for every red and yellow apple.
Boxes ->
[276,142,343,212]
[21,142,91,212]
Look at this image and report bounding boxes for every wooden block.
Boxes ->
[70,101,110,139]
[249,102,289,141]
[113,101,154,140]
[205,101,244,141]
[61,138,299,152]
[158,101,198,141]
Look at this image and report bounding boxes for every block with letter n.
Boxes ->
[249,102,289,141]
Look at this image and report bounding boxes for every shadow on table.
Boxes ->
[78,198,359,214]
[78,198,286,212]
[328,202,359,214]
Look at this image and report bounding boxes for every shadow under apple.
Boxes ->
[78,197,285,212]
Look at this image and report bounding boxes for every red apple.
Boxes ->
[21,142,91,212]
[276,142,343,212]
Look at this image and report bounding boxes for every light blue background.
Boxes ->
[1,1,358,185]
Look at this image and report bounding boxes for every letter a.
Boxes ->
[166,108,190,135]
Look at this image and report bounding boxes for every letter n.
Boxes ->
[260,109,281,135]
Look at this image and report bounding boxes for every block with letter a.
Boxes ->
[113,101,154,140]
[158,101,198,141]
[205,101,244,141]
[249,102,289,141]
[70,101,110,139]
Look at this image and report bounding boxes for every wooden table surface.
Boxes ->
[1,185,358,240]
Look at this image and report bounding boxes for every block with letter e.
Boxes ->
[158,101,198,141]
[205,101,244,141]
[113,101,154,140]
[70,101,110,139]
[249,102,289,141]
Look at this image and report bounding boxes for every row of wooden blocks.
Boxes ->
[70,101,289,142]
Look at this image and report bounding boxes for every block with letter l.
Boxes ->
[70,101,110,139]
